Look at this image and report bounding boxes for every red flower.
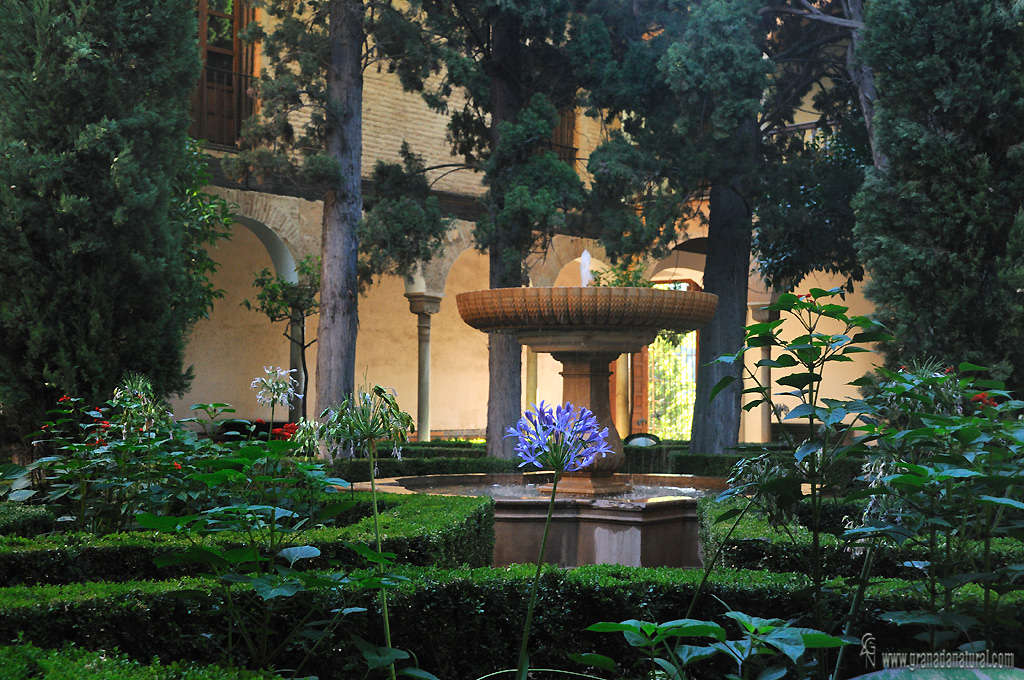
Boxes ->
[270,422,298,440]
[970,392,998,408]
[98,420,111,429]
[58,395,71,403]
[945,366,954,374]
[172,461,182,470]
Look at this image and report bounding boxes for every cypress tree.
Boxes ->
[0,0,201,436]
[855,0,1024,390]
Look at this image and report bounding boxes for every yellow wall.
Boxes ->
[171,226,290,421]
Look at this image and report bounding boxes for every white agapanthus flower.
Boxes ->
[250,366,301,408]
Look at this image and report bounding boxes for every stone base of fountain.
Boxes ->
[493,494,702,569]
[362,472,728,569]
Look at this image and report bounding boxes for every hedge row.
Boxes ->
[0,493,494,585]
[0,642,276,680]
[3,564,1020,680]
[329,456,519,481]
[702,498,1024,581]
[0,503,55,537]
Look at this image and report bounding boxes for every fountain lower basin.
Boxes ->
[360,472,728,569]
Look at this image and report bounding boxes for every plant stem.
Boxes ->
[369,440,398,680]
[517,473,560,680]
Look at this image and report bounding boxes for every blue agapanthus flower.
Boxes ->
[504,401,612,473]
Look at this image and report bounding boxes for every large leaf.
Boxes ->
[709,375,737,403]
[570,652,617,671]
[251,575,303,600]
[279,545,321,567]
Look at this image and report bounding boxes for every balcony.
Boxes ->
[188,66,255,148]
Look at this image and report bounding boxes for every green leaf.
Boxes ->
[755,665,789,680]
[774,372,823,387]
[251,575,302,600]
[676,644,719,666]
[398,668,441,679]
[979,495,1024,511]
[351,635,411,670]
[709,375,737,403]
[715,508,743,524]
[279,545,322,567]
[659,619,727,642]
[347,542,397,565]
[224,545,262,565]
[570,653,617,671]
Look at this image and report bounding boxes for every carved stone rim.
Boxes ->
[456,286,718,334]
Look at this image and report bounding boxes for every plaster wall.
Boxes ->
[170,225,290,421]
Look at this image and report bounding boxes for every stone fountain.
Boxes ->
[448,285,720,569]
[456,286,718,495]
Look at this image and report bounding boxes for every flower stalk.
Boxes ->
[504,402,610,680]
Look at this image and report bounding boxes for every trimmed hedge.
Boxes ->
[0,503,55,537]
[0,642,277,680]
[702,497,1024,580]
[0,493,494,585]
[330,456,519,481]
[3,565,1020,680]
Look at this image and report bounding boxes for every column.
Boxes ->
[405,293,443,442]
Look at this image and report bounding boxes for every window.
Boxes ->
[190,0,255,147]
[551,107,577,168]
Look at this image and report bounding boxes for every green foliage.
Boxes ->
[242,256,321,327]
[242,256,320,418]
[0,642,276,680]
[0,0,202,436]
[0,493,492,586]
[754,124,869,292]
[648,332,699,440]
[855,0,1024,391]
[360,143,451,289]
[590,262,654,288]
[580,613,851,680]
[171,140,234,327]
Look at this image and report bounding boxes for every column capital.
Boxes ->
[405,292,443,316]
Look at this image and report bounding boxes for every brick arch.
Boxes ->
[208,187,313,269]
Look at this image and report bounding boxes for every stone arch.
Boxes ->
[207,187,319,278]
[526,235,608,287]
[233,215,298,282]
[404,219,477,297]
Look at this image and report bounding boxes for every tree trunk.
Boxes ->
[841,0,887,171]
[316,0,362,413]
[690,121,757,455]
[484,12,526,460]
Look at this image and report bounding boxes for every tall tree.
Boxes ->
[855,0,1024,391]
[0,0,203,438]
[407,1,589,457]
[583,0,862,452]
[655,0,769,455]
[227,0,445,414]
